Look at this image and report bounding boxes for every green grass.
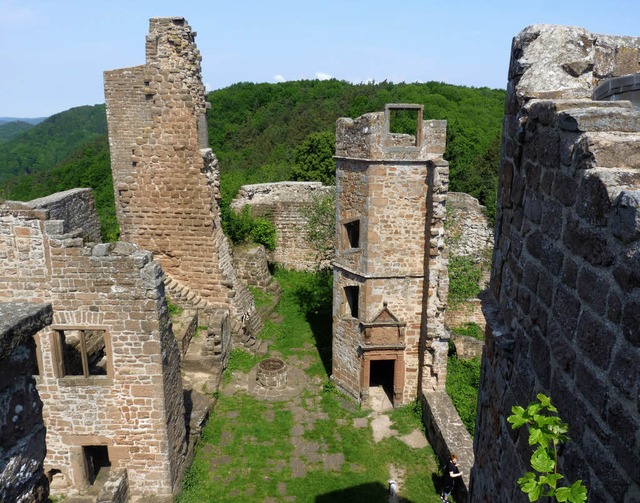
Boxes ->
[450,322,484,341]
[178,269,443,502]
[247,285,274,308]
[445,354,481,436]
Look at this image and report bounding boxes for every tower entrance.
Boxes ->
[369,359,395,403]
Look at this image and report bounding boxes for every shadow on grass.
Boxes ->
[315,481,417,503]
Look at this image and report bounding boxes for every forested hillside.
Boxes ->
[208,80,505,220]
[0,121,34,142]
[0,104,107,183]
[2,80,505,240]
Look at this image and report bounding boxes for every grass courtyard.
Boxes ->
[177,269,444,502]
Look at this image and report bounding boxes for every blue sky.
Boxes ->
[1,0,639,117]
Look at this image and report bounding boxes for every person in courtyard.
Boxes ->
[441,453,462,502]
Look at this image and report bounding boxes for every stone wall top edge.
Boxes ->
[334,156,444,164]
[510,24,640,103]
[0,302,53,358]
[447,192,486,210]
[517,23,640,45]
[23,188,93,209]
[103,64,146,77]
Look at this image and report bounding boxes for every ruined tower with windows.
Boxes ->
[331,104,450,406]
[104,17,256,337]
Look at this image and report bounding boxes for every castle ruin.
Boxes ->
[0,189,187,499]
[331,104,450,406]
[471,25,640,502]
[104,17,257,338]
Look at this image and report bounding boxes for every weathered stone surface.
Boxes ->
[105,17,256,337]
[231,182,334,271]
[0,302,52,503]
[471,24,640,502]
[1,188,188,499]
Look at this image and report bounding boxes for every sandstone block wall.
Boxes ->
[0,302,52,503]
[231,181,335,271]
[233,243,275,289]
[0,192,188,499]
[104,17,254,334]
[471,25,640,502]
[332,105,449,406]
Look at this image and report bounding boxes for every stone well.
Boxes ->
[256,358,287,389]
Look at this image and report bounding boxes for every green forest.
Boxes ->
[0,121,34,142]
[1,80,505,241]
[0,104,107,184]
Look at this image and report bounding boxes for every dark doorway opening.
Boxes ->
[83,445,111,486]
[369,359,395,403]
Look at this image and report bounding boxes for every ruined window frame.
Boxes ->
[343,219,361,250]
[384,103,423,149]
[50,326,113,382]
[344,285,360,319]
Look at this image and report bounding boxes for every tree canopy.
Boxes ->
[3,79,505,242]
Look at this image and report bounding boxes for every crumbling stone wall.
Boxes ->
[471,25,640,502]
[0,302,52,503]
[445,192,493,332]
[0,191,188,499]
[332,105,449,406]
[446,192,493,260]
[104,17,254,334]
[231,181,335,271]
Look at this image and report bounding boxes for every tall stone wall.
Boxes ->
[0,302,52,503]
[471,25,640,502]
[332,105,449,407]
[104,17,254,333]
[231,181,334,271]
[0,192,188,499]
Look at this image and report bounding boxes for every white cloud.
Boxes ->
[315,72,332,81]
[273,74,286,83]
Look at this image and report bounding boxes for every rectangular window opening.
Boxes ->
[344,220,360,249]
[55,329,108,378]
[386,104,423,147]
[344,286,359,319]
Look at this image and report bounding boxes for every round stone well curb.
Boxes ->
[248,359,307,401]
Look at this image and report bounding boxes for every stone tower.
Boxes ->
[332,104,449,406]
[104,17,255,335]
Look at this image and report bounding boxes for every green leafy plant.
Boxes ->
[224,205,276,250]
[299,188,336,270]
[507,394,588,503]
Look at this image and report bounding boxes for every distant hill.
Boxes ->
[0,105,106,184]
[0,116,47,125]
[0,121,34,142]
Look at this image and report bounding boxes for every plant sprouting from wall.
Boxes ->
[507,394,588,503]
[300,188,336,271]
